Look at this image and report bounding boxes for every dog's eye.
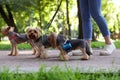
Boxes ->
[34,30,37,33]
[28,30,31,33]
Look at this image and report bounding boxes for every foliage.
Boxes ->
[0,66,120,80]
[102,0,120,33]
[0,0,120,40]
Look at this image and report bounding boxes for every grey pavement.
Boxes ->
[0,49,120,72]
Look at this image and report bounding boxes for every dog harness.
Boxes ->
[62,40,72,52]
[8,31,28,43]
[36,35,51,48]
[36,34,67,48]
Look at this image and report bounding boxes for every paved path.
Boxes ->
[0,49,120,72]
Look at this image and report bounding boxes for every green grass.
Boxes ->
[0,66,120,80]
[0,40,120,50]
[0,40,32,50]
[91,41,120,49]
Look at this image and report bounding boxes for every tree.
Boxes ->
[66,0,71,39]
[77,0,83,39]
[0,4,18,32]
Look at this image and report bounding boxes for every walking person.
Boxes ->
[79,0,116,55]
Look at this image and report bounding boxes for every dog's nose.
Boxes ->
[30,33,34,35]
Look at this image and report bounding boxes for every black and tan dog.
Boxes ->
[60,39,93,60]
[1,26,37,56]
[26,27,93,60]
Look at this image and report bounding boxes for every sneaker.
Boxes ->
[68,51,73,56]
[100,42,116,56]
[72,50,83,56]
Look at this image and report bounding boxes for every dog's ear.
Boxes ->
[6,26,11,31]
[36,27,42,33]
[10,27,14,31]
[25,27,31,33]
[5,26,14,32]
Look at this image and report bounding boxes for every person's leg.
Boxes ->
[80,0,92,42]
[79,0,93,56]
[88,0,116,55]
[88,0,110,39]
[71,0,92,57]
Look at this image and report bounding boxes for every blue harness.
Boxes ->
[62,40,72,52]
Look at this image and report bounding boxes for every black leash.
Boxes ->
[45,0,63,29]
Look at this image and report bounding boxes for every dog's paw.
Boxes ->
[59,54,64,60]
[40,53,48,59]
[35,53,40,58]
[32,50,37,55]
[59,54,69,61]
[35,55,40,58]
[12,54,18,56]
[80,54,89,60]
[8,53,12,56]
[32,52,36,55]
[89,55,93,59]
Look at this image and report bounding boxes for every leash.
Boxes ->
[44,0,63,31]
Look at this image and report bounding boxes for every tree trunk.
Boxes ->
[92,30,97,41]
[38,0,42,30]
[77,0,83,39]
[0,4,18,32]
[66,0,71,39]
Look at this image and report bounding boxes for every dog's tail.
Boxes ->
[85,42,93,56]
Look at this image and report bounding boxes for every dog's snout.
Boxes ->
[30,33,34,35]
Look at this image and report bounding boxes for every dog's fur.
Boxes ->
[26,28,93,60]
[1,26,37,56]
[60,39,93,60]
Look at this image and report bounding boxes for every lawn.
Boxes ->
[0,40,120,50]
[0,66,120,80]
[0,40,32,50]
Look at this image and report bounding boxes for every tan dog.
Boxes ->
[26,27,49,58]
[26,28,92,61]
[1,26,37,56]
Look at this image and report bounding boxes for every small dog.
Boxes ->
[60,39,93,60]
[1,26,37,56]
[26,27,93,60]
[26,27,50,58]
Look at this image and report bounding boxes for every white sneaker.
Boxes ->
[72,50,83,56]
[68,52,73,56]
[67,50,83,56]
[100,42,116,56]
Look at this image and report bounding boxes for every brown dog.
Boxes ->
[1,26,37,56]
[26,27,48,58]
